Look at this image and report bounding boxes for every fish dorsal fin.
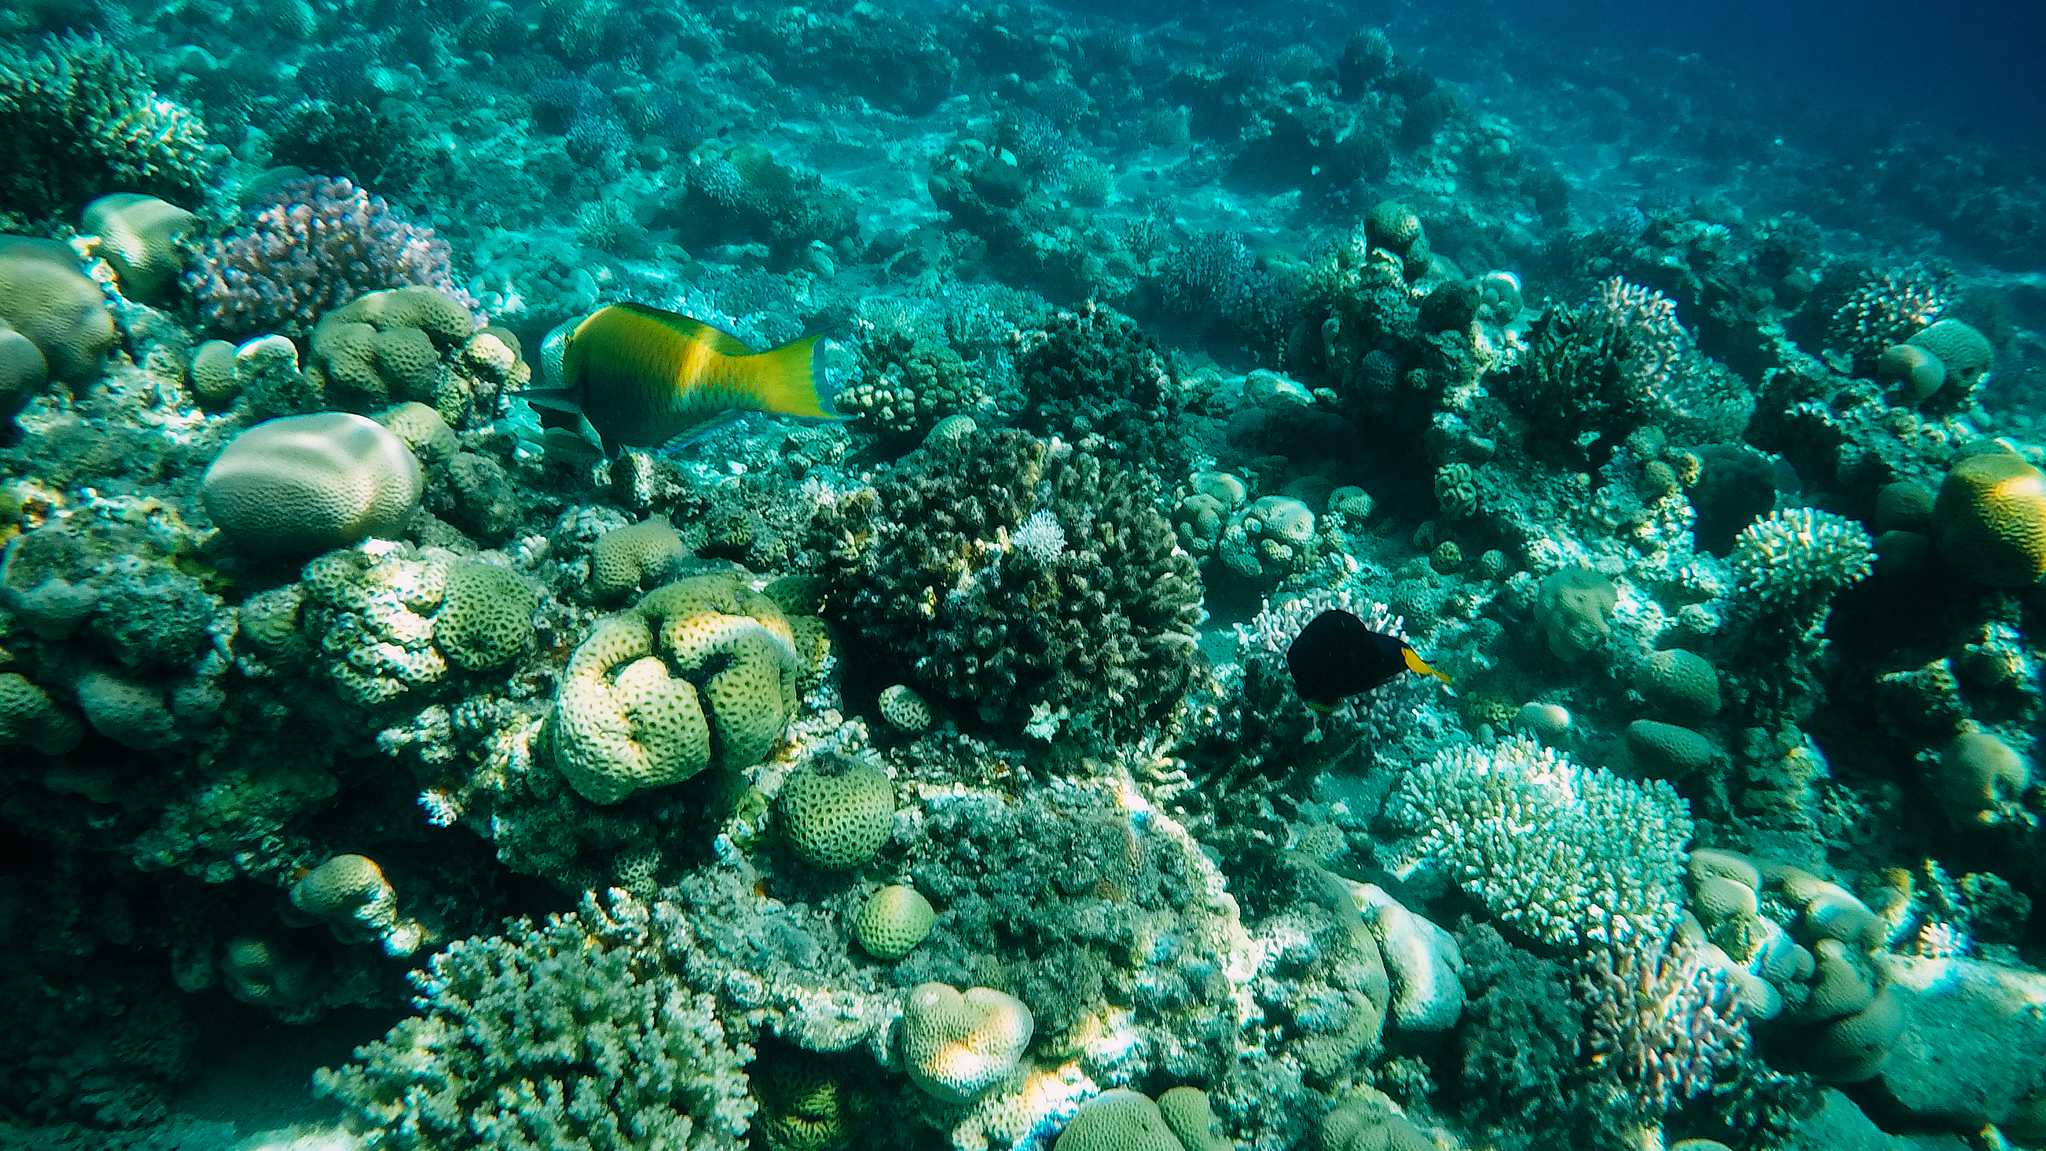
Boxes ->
[608,301,757,356]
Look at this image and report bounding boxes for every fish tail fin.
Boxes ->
[728,334,849,422]
[1402,647,1453,685]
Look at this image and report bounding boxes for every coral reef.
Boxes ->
[2,1,2046,1148]
[186,177,466,338]
[820,428,1201,748]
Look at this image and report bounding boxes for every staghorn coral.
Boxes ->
[0,34,216,220]
[1385,737,1693,950]
[315,888,756,1151]
[820,428,1201,748]
[185,177,468,338]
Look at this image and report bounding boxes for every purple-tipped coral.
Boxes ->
[186,177,470,338]
[1579,924,1750,1114]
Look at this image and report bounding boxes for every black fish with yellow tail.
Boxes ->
[1287,609,1451,712]
[523,302,849,455]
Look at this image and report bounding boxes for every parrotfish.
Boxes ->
[1286,609,1451,712]
[522,302,847,455]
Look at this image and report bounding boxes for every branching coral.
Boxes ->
[185,177,468,338]
[1009,302,1192,478]
[315,888,756,1151]
[1506,278,1751,452]
[1385,737,1693,950]
[1579,921,1750,1116]
[1723,508,1873,716]
[820,428,1201,748]
[0,34,216,219]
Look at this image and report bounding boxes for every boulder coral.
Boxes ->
[1532,566,1615,662]
[1933,451,2046,587]
[901,982,1034,1103]
[201,413,424,555]
[0,237,117,383]
[82,193,196,302]
[548,573,816,804]
[778,756,895,871]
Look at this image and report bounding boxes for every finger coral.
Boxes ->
[315,889,755,1151]
[186,177,468,338]
[0,34,216,219]
[820,428,1200,747]
[1386,736,1693,949]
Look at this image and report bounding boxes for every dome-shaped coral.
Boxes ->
[1933,451,2046,587]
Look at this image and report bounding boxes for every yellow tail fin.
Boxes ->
[1402,647,1453,685]
[722,334,846,422]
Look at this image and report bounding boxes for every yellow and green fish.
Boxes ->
[524,302,847,455]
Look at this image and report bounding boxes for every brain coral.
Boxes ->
[0,238,117,383]
[201,413,424,555]
[549,574,817,804]
[548,616,712,805]
[592,519,687,598]
[83,193,196,302]
[821,428,1200,746]
[311,285,479,409]
[1906,318,1994,400]
[636,573,805,769]
[0,672,83,754]
[1634,648,1721,720]
[1054,1089,1182,1151]
[0,325,44,423]
[1933,451,2046,587]
[854,884,934,960]
[435,561,537,671]
[901,982,1034,1103]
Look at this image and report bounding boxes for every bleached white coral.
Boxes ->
[1010,509,1067,567]
[1386,737,1693,949]
[1731,507,1873,606]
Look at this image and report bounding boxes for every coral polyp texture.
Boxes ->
[186,177,466,338]
[1386,737,1693,949]
[6,0,2046,1147]
[820,428,1201,746]
[548,573,817,804]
